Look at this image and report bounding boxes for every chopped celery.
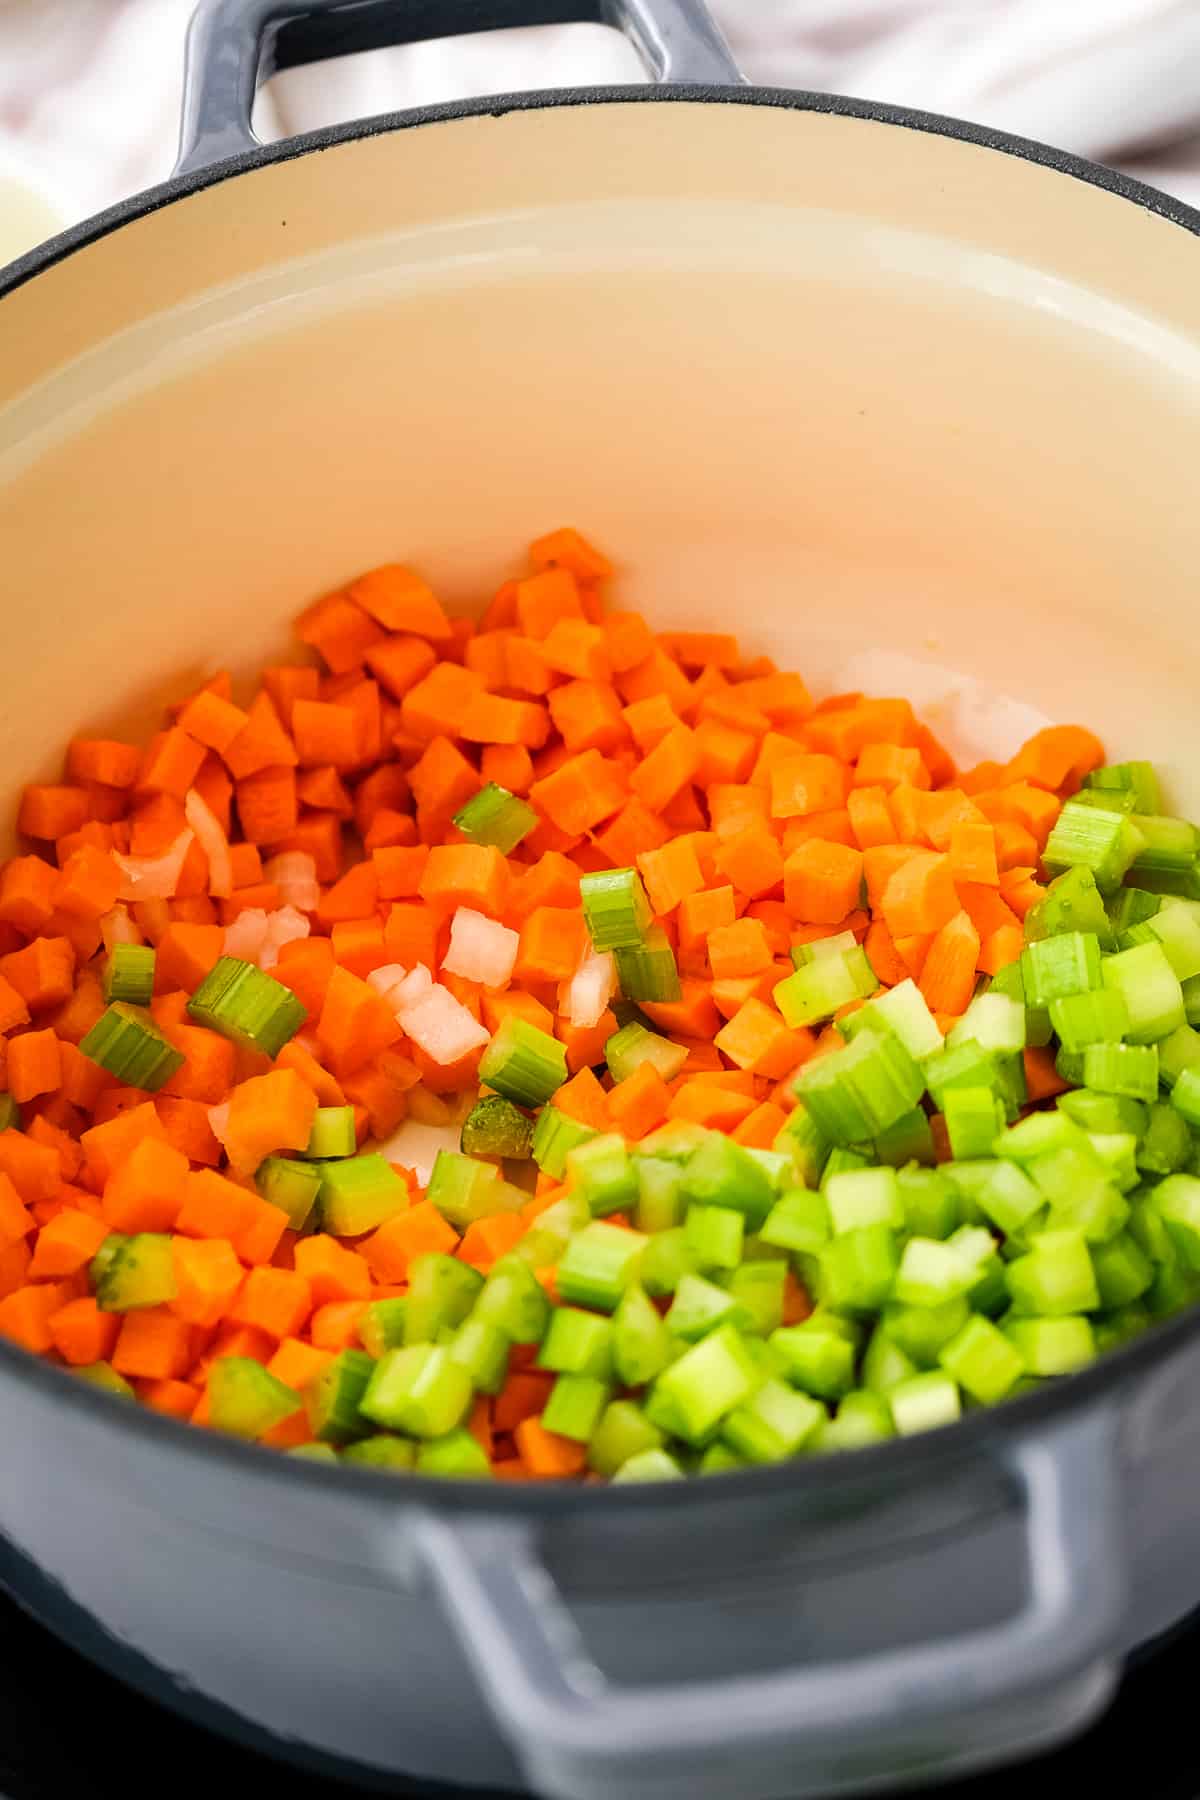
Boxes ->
[770,1320,855,1398]
[638,1227,698,1298]
[684,1202,745,1271]
[943,1088,1006,1161]
[947,992,1026,1057]
[873,1107,936,1168]
[1020,932,1102,1008]
[530,1105,596,1178]
[862,1325,918,1393]
[556,1222,646,1313]
[475,1255,551,1342]
[404,1254,484,1345]
[187,956,306,1056]
[579,867,653,951]
[666,1272,744,1341]
[452,783,537,854]
[341,1435,416,1472]
[825,1167,904,1235]
[611,1449,686,1483]
[889,1370,962,1435]
[256,1156,322,1231]
[1101,941,1185,1044]
[209,1358,301,1441]
[1042,801,1143,895]
[862,979,944,1059]
[320,1154,408,1236]
[722,1378,825,1463]
[1006,1229,1099,1315]
[537,1307,615,1380]
[96,1234,176,1312]
[774,946,876,1028]
[650,1323,761,1443]
[813,1388,894,1451]
[724,1261,788,1336]
[588,1400,666,1477]
[1003,1316,1095,1376]
[461,1095,534,1160]
[416,1429,493,1478]
[892,1237,976,1308]
[634,1156,686,1234]
[103,942,156,1006]
[305,1349,375,1444]
[1058,1089,1148,1136]
[818,1223,899,1313]
[1155,1174,1200,1269]
[568,1133,638,1217]
[360,1344,473,1438]
[614,926,681,1004]
[882,1296,970,1367]
[1049,988,1130,1052]
[302,1105,357,1160]
[1128,815,1200,884]
[1022,866,1114,950]
[1137,1102,1193,1175]
[760,1187,831,1255]
[1083,1042,1159,1102]
[897,1167,960,1240]
[478,1017,567,1108]
[542,1373,610,1442]
[79,1003,184,1093]
[1090,1233,1154,1309]
[796,1030,924,1143]
[1157,1022,1200,1088]
[605,1021,688,1085]
[612,1283,672,1385]
[1084,761,1161,813]
[448,1316,510,1395]
[681,1134,775,1229]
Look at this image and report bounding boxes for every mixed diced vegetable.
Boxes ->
[0,528,1198,1482]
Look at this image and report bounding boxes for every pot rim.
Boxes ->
[2,81,1199,1507]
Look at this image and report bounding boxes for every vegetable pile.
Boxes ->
[2,527,1200,1482]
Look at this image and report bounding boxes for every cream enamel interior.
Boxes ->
[3,99,1200,820]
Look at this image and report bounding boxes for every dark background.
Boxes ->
[2,1586,1196,1800]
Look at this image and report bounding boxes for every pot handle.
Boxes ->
[412,1406,1126,1800]
[177,0,743,176]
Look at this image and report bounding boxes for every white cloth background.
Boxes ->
[1,0,1199,228]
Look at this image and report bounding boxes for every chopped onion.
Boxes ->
[224,907,271,965]
[100,905,143,954]
[398,984,490,1066]
[263,851,320,914]
[260,905,311,971]
[562,949,616,1030]
[208,1101,232,1154]
[441,907,519,990]
[185,788,233,898]
[392,965,434,1012]
[115,830,194,902]
[368,963,409,1006]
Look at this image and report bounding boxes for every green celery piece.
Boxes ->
[587,1401,665,1477]
[881,1297,970,1368]
[448,1316,510,1395]
[320,1155,408,1236]
[537,1307,615,1380]
[425,1151,523,1231]
[479,1016,568,1108]
[556,1223,646,1314]
[209,1358,301,1440]
[1022,866,1115,950]
[1140,902,1200,981]
[611,1449,686,1483]
[290,1445,339,1464]
[947,991,1027,1057]
[1101,942,1185,1045]
[638,1227,698,1298]
[1138,1103,1193,1176]
[938,1315,1025,1404]
[542,1373,610,1442]
[256,1156,322,1231]
[892,1237,976,1308]
[1108,887,1163,934]
[612,1284,672,1386]
[461,1095,534,1160]
[104,943,156,1005]
[698,1442,749,1475]
[897,1167,960,1240]
[360,1344,473,1438]
[666,1273,743,1342]
[772,1104,831,1188]
[1006,1229,1099,1315]
[1084,762,1161,813]
[305,1349,375,1445]
[475,1255,551,1342]
[635,1120,710,1162]
[452,782,537,854]
[796,1030,924,1144]
[723,1261,787,1336]
[818,1223,899,1313]
[943,1088,1007,1161]
[580,867,653,951]
[530,1106,597,1179]
[1154,1174,1200,1270]
[923,1040,1001,1110]
[1172,1067,1200,1130]
[96,1234,176,1312]
[774,946,876,1029]
[862,979,944,1059]
[614,926,681,1004]
[74,1362,135,1400]
[771,1320,856,1398]
[605,1021,689,1085]
[404,1254,484,1345]
[1128,814,1200,883]
[684,1202,744,1271]
[1020,932,1102,1009]
[1058,1089,1148,1136]
[1002,1316,1095,1376]
[722,1378,825,1463]
[976,1160,1043,1237]
[568,1133,638,1217]
[302,1106,357,1160]
[1042,802,1144,895]
[416,1429,493,1478]
[1090,1232,1154,1309]
[187,956,306,1056]
[1049,988,1130,1052]
[812,1388,894,1452]
[358,1298,408,1359]
[680,1134,775,1229]
[889,1370,962,1435]
[634,1156,687,1234]
[78,1003,184,1093]
[825,1167,904,1235]
[341,1435,416,1472]
[650,1323,762,1443]
[873,1107,936,1168]
[821,1147,873,1185]
[862,1325,918,1394]
[1182,973,1200,1028]
[1083,1042,1159,1102]
[1157,1022,1200,1088]
[760,1187,831,1255]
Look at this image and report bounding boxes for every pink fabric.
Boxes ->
[0,0,1198,227]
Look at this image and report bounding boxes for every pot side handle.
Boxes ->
[176,0,744,176]
[412,1407,1126,1800]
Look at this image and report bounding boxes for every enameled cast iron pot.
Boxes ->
[4,3,1200,1797]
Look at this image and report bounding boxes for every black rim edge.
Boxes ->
[2,80,1199,1512]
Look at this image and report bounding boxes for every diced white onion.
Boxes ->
[208,1101,232,1153]
[368,963,409,1006]
[114,830,195,902]
[563,949,616,1030]
[263,851,320,914]
[398,984,490,1066]
[392,965,434,1012]
[223,907,270,965]
[259,905,311,971]
[441,907,519,990]
[100,905,143,954]
[185,788,233,898]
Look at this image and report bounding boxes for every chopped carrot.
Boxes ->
[1024,1044,1072,1102]
[879,851,960,937]
[293,1235,372,1307]
[783,840,863,925]
[918,911,980,1016]
[112,1306,193,1381]
[7,1029,61,1104]
[552,1068,611,1132]
[48,1296,119,1366]
[361,1203,457,1283]
[514,1415,587,1478]
[170,1236,244,1326]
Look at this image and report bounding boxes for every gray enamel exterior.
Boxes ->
[4,1,1200,1795]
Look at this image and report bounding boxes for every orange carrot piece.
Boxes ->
[318,966,403,1077]
[230,1266,313,1341]
[636,839,705,918]
[715,829,783,900]
[629,724,699,815]
[7,1030,61,1104]
[714,999,811,1080]
[0,1280,75,1352]
[458,1212,526,1272]
[0,856,59,934]
[361,1202,456,1283]
[293,1235,373,1307]
[175,1169,260,1240]
[530,750,628,837]
[515,907,587,985]
[27,1207,108,1279]
[607,1062,671,1139]
[348,564,452,639]
[67,738,142,789]
[864,918,907,988]
[48,1295,119,1365]
[552,1068,611,1132]
[1024,1044,1072,1102]
[918,911,980,1016]
[170,1236,244,1327]
[103,1137,188,1234]
[79,1101,165,1189]
[880,851,960,937]
[112,1306,193,1381]
[139,1377,202,1420]
[138,728,207,800]
[641,980,722,1041]
[514,1415,587,1478]
[667,1083,758,1130]
[706,917,772,979]
[1,936,75,1011]
[1007,724,1105,793]
[529,526,613,582]
[731,1100,790,1148]
[948,821,1000,887]
[311,1299,370,1350]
